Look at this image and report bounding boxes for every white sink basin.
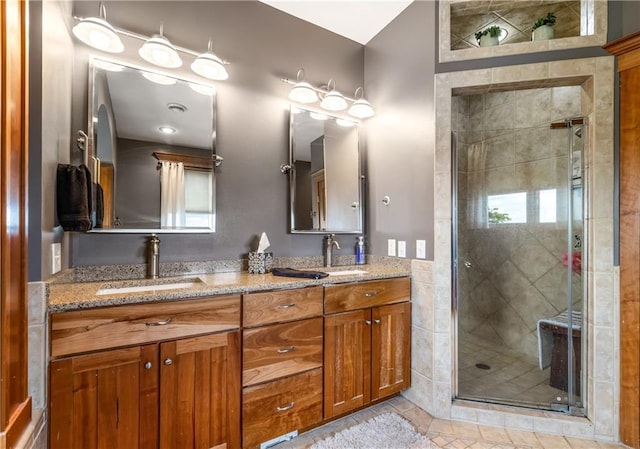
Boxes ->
[327,269,368,276]
[96,277,203,295]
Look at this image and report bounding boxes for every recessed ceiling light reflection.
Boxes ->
[310,112,329,120]
[141,71,176,85]
[159,126,176,134]
[189,83,215,95]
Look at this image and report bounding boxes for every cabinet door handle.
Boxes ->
[277,346,295,354]
[145,318,172,326]
[164,358,173,366]
[277,303,295,309]
[365,320,372,325]
[276,402,294,412]
[144,362,153,370]
[374,319,381,324]
[364,292,378,297]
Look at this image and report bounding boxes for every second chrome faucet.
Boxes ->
[324,234,340,267]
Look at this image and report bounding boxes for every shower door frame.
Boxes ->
[451,117,588,414]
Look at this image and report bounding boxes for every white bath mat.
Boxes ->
[309,412,440,449]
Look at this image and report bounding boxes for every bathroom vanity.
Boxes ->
[47,266,411,449]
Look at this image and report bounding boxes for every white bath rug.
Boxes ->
[309,412,440,449]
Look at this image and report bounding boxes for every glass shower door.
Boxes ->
[454,118,586,412]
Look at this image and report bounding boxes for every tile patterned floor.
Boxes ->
[458,336,581,408]
[276,397,627,449]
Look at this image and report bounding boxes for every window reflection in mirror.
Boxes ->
[88,57,217,233]
[289,107,363,234]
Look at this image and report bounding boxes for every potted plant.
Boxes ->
[475,25,502,47]
[532,12,556,41]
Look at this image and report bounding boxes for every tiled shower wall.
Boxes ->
[452,87,584,359]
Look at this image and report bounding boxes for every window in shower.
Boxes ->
[452,87,586,413]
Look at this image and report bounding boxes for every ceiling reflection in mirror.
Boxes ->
[88,57,217,233]
[289,107,362,234]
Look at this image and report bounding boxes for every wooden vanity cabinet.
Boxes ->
[323,277,411,419]
[49,296,241,449]
[241,286,324,448]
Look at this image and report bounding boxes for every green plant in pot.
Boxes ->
[475,25,502,47]
[532,12,556,41]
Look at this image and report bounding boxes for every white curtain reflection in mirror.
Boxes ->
[466,142,487,229]
[160,161,185,228]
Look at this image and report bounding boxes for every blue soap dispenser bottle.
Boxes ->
[355,236,365,265]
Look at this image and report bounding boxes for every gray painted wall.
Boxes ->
[64,1,364,268]
[364,1,437,260]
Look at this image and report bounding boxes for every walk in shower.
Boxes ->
[452,86,586,413]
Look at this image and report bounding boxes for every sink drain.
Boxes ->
[475,363,491,370]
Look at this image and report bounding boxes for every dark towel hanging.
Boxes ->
[271,267,329,279]
[93,182,104,229]
[56,164,92,231]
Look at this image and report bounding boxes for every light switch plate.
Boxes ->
[387,239,396,257]
[416,240,426,259]
[51,242,61,274]
[398,241,406,258]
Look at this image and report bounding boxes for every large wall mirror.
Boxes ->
[439,0,607,62]
[288,107,363,234]
[87,57,218,233]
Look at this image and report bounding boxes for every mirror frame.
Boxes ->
[288,106,364,235]
[439,0,608,63]
[86,56,218,234]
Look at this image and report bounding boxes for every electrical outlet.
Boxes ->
[398,241,406,258]
[387,239,396,257]
[51,243,61,274]
[416,240,426,259]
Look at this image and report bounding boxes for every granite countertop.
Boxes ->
[48,264,411,313]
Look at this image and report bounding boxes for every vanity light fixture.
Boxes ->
[320,79,348,111]
[288,69,318,104]
[139,23,182,68]
[191,39,228,81]
[281,69,375,119]
[348,87,375,119]
[72,2,124,53]
[72,10,230,80]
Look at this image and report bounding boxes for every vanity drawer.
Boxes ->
[324,277,410,314]
[243,286,323,327]
[51,295,241,358]
[242,368,322,448]
[243,317,322,387]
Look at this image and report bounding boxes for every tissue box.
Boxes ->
[248,251,274,274]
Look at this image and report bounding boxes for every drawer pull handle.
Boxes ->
[164,358,173,366]
[277,303,295,309]
[374,319,381,324]
[277,346,295,354]
[146,318,172,326]
[365,320,372,325]
[364,292,378,298]
[276,402,294,412]
[144,362,153,370]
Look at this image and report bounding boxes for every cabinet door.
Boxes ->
[159,331,241,449]
[49,345,159,449]
[372,302,411,400]
[324,310,371,418]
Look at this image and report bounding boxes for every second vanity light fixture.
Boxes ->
[72,2,229,81]
[283,69,375,119]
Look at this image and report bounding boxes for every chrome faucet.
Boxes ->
[148,234,161,279]
[324,234,340,268]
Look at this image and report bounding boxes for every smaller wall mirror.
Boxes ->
[288,107,363,234]
[87,57,218,233]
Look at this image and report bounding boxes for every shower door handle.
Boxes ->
[463,261,472,268]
